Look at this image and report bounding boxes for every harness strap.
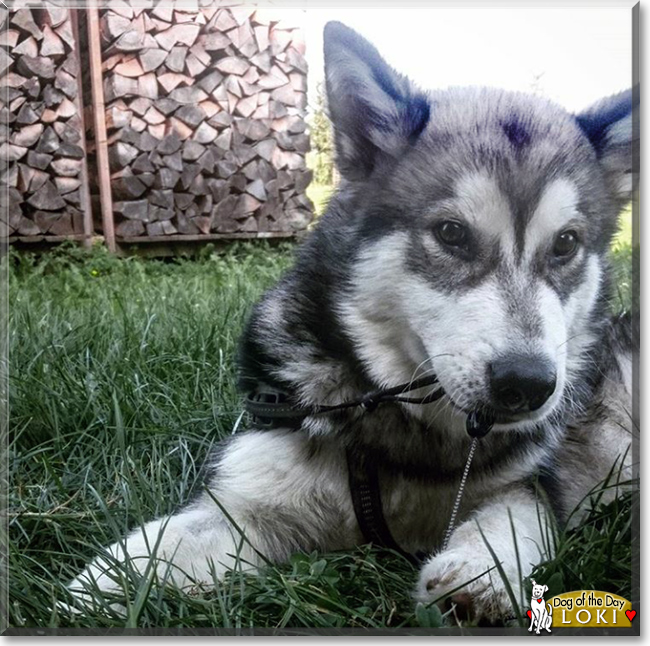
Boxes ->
[346,447,422,565]
[243,377,494,566]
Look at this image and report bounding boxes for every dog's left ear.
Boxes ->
[575,88,639,208]
[544,585,549,593]
[323,21,430,181]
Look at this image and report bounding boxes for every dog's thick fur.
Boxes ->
[69,23,637,622]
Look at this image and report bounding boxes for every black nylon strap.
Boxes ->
[346,448,422,566]
[245,375,443,429]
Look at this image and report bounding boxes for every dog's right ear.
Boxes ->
[323,21,430,181]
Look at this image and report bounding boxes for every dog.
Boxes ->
[528,580,552,633]
[68,22,637,623]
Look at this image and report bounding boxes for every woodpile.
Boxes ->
[92,1,313,239]
[0,6,89,239]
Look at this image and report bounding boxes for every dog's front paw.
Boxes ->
[415,547,518,624]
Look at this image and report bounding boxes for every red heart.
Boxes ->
[527,610,532,619]
[626,610,636,622]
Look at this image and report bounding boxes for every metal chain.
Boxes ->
[442,437,479,552]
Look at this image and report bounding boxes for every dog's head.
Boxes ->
[531,581,549,600]
[326,22,636,431]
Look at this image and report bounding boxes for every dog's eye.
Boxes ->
[435,220,468,248]
[552,230,579,258]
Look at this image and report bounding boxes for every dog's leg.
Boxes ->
[415,485,551,623]
[68,430,355,605]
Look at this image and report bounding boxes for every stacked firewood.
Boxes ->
[0,6,87,238]
[96,1,313,238]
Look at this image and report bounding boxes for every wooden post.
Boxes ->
[86,6,115,252]
[71,9,94,249]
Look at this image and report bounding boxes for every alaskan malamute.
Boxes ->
[70,22,637,623]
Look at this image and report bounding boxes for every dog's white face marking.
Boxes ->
[524,178,581,264]
[342,173,601,433]
[452,172,514,252]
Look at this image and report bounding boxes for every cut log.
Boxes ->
[13,35,38,57]
[54,176,81,194]
[34,126,59,153]
[34,209,62,233]
[154,23,200,50]
[27,150,52,169]
[246,178,267,201]
[201,32,230,51]
[185,52,207,77]
[182,165,204,191]
[138,73,159,99]
[192,120,217,144]
[150,189,174,209]
[106,105,132,130]
[175,212,200,234]
[132,152,156,173]
[197,70,224,95]
[56,97,77,119]
[11,9,43,40]
[18,216,42,236]
[215,56,248,75]
[152,98,179,116]
[162,150,183,172]
[0,29,19,48]
[27,180,66,210]
[139,47,167,72]
[12,123,43,147]
[113,175,147,199]
[115,219,145,236]
[109,141,139,168]
[104,73,138,100]
[145,220,165,236]
[173,106,205,129]
[129,97,153,116]
[17,55,55,79]
[155,167,180,189]
[18,164,49,191]
[137,131,159,152]
[50,157,82,176]
[54,69,77,99]
[54,142,84,158]
[40,25,65,57]
[113,30,145,52]
[101,13,131,40]
[165,45,187,73]
[181,140,205,161]
[114,57,144,77]
[168,117,194,140]
[143,106,165,125]
[151,4,174,22]
[157,132,182,155]
[114,199,149,220]
[169,86,208,104]
[157,72,193,92]
[55,20,75,50]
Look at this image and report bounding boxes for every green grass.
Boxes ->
[7,227,635,631]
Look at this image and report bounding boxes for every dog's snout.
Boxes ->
[488,354,556,414]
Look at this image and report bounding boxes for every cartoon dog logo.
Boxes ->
[527,580,553,634]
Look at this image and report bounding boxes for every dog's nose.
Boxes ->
[488,354,556,414]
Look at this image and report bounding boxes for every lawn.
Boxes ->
[7,216,635,631]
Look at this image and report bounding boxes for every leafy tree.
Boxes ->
[307,83,335,185]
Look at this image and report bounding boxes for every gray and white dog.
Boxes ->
[70,22,637,622]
